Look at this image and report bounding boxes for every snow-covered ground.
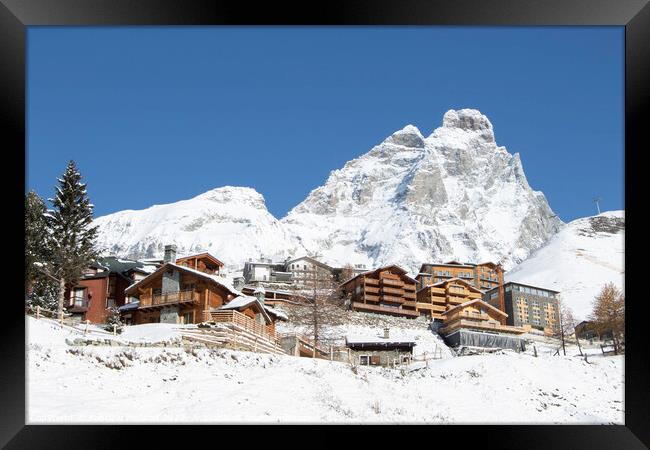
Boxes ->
[26,316,623,424]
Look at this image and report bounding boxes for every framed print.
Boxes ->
[3,0,648,447]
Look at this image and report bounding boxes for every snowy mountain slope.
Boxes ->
[92,186,300,269]
[281,109,563,272]
[93,109,563,272]
[506,211,624,320]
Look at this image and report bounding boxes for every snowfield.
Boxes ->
[26,317,623,424]
[507,211,624,320]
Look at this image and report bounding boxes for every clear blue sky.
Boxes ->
[27,27,624,222]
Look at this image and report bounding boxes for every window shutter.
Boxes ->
[370,355,380,365]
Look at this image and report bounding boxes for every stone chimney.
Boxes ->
[383,327,390,339]
[254,285,266,305]
[164,244,177,263]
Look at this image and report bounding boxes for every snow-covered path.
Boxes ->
[26,317,623,424]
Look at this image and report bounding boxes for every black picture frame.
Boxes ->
[3,0,647,447]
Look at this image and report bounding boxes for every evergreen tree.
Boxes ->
[104,306,124,334]
[44,161,99,320]
[26,277,59,311]
[25,191,51,290]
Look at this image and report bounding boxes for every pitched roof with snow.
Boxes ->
[442,298,507,317]
[217,295,272,323]
[339,264,415,287]
[125,262,241,296]
[345,334,416,347]
[417,277,485,294]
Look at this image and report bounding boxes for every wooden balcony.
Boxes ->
[403,300,417,308]
[423,286,446,294]
[447,295,467,304]
[380,277,404,287]
[403,291,416,300]
[441,319,525,335]
[139,290,200,310]
[351,301,420,318]
[381,286,405,296]
[363,293,380,302]
[415,302,447,312]
[211,309,277,342]
[362,286,380,294]
[380,294,405,303]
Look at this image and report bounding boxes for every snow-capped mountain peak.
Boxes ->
[94,109,564,273]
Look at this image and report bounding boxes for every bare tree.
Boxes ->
[340,263,356,284]
[589,282,625,354]
[559,300,582,356]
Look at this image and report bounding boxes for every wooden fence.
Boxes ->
[211,310,277,342]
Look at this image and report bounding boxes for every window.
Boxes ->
[182,312,193,324]
[359,355,370,365]
[72,288,85,307]
[106,298,116,308]
[108,277,116,296]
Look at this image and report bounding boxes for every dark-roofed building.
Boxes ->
[485,281,560,336]
[345,327,416,366]
[65,256,158,324]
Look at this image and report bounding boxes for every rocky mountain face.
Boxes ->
[506,211,624,320]
[282,109,563,272]
[93,109,564,273]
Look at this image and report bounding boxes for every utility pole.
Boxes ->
[593,197,602,215]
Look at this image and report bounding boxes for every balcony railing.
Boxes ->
[351,301,420,317]
[211,309,276,342]
[139,290,200,308]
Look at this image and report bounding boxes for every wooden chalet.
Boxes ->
[240,286,307,306]
[338,265,419,318]
[175,252,224,275]
[123,246,286,340]
[415,277,485,320]
[439,298,526,336]
[416,261,505,312]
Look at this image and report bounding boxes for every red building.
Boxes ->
[65,257,157,324]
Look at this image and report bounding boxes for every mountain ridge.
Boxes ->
[93,108,564,273]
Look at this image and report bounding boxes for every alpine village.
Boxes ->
[25,161,623,372]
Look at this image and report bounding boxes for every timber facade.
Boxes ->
[416,261,505,313]
[338,265,419,318]
[415,277,485,320]
[439,298,526,336]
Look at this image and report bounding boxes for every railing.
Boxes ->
[381,294,405,303]
[380,277,404,287]
[381,286,405,296]
[351,301,420,317]
[442,319,525,334]
[277,332,330,358]
[364,278,380,285]
[211,310,276,342]
[362,286,380,294]
[139,290,200,308]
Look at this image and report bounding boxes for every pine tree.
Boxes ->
[25,191,51,290]
[44,161,99,320]
[104,306,124,334]
[589,282,625,353]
